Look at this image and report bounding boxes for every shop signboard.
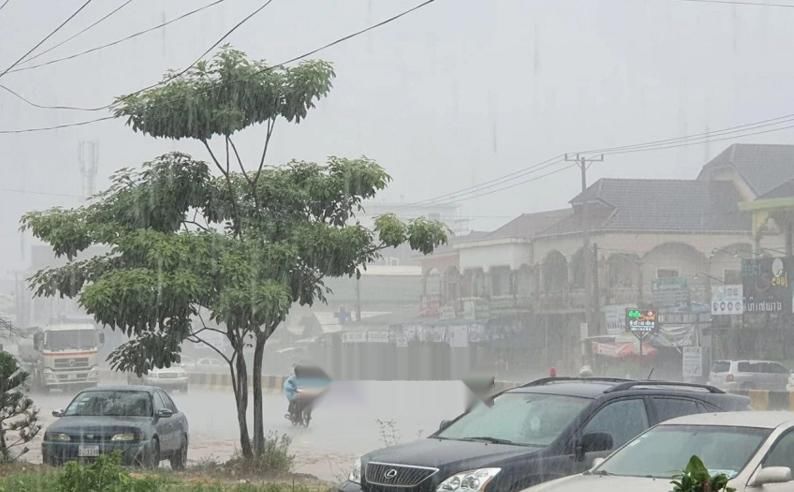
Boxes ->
[742,257,794,314]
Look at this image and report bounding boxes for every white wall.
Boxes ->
[458,241,531,271]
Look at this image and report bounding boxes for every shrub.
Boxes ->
[223,433,294,476]
[57,453,162,492]
[0,351,41,463]
[672,455,735,492]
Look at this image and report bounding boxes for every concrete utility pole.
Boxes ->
[78,140,99,200]
[565,153,604,338]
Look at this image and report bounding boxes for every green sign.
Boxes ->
[625,308,658,337]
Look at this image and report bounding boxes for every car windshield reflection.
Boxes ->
[437,393,590,447]
[63,390,153,418]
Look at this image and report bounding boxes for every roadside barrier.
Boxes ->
[731,390,794,411]
[96,369,286,393]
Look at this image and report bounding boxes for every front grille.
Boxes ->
[366,462,437,488]
[54,358,89,369]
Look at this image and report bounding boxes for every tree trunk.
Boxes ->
[233,352,253,459]
[252,335,267,456]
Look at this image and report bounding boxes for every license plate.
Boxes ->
[78,445,99,457]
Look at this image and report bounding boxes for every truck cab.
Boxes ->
[22,323,104,391]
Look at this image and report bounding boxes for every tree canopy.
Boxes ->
[22,46,448,460]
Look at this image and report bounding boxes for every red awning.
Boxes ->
[591,340,656,359]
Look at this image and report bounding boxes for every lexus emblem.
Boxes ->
[68,359,76,367]
[384,469,398,480]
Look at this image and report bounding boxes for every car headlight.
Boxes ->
[437,468,501,491]
[47,433,70,442]
[348,457,362,483]
[111,433,137,442]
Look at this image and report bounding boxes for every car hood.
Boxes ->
[524,473,715,492]
[48,416,151,434]
[365,438,542,471]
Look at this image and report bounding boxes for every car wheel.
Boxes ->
[146,438,160,469]
[170,435,188,470]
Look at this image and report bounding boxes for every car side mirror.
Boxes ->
[156,409,173,418]
[591,457,605,469]
[752,467,792,486]
[439,420,451,432]
[576,432,613,460]
[52,409,64,418]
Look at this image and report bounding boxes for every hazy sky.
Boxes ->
[1,0,793,274]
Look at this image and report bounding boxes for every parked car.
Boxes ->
[195,357,226,373]
[521,411,794,492]
[42,385,189,468]
[339,377,750,492]
[128,365,189,393]
[708,359,790,391]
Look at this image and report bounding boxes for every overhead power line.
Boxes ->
[8,0,228,74]
[0,0,94,79]
[19,0,135,66]
[0,0,439,127]
[266,0,437,69]
[678,0,794,8]
[0,115,114,134]
[414,115,794,205]
[2,0,276,112]
[0,0,11,13]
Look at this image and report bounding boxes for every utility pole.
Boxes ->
[78,140,99,200]
[565,153,604,339]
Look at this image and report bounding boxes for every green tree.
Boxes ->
[0,351,40,463]
[21,47,447,460]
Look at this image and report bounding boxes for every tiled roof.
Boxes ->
[541,178,750,234]
[699,143,794,197]
[758,178,794,200]
[487,209,572,240]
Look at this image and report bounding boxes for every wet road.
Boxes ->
[25,381,467,481]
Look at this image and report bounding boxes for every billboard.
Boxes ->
[741,257,794,314]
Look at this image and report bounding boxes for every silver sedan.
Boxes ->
[523,411,794,492]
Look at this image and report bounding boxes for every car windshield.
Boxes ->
[436,392,590,446]
[597,425,770,479]
[64,390,152,417]
[44,329,97,351]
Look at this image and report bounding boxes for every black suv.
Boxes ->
[339,377,750,492]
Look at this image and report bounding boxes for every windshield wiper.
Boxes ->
[462,436,517,445]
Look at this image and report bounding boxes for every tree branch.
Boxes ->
[254,118,275,187]
[228,137,253,186]
[186,332,231,365]
[201,138,241,237]
[182,220,209,232]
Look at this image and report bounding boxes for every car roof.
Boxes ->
[508,380,621,398]
[662,411,794,429]
[82,384,159,393]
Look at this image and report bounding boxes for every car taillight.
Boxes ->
[726,374,735,382]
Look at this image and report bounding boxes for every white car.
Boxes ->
[523,411,794,492]
[128,364,189,393]
[194,357,226,373]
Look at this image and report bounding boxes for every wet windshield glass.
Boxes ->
[44,330,97,351]
[437,393,590,446]
[64,390,152,417]
[598,425,770,478]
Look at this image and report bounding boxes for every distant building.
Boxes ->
[415,143,794,377]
